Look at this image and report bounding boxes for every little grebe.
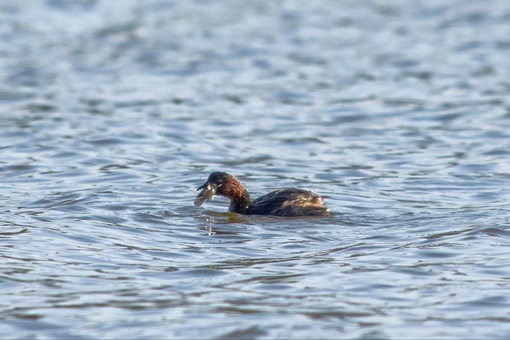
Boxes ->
[194,172,330,217]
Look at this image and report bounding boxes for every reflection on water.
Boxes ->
[1,0,510,338]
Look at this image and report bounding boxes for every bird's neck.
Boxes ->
[221,177,252,214]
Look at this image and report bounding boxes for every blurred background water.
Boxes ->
[1,0,510,338]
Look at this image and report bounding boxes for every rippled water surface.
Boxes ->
[1,0,510,338]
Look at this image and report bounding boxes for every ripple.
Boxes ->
[1,0,510,339]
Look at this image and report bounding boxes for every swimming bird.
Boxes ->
[195,172,330,217]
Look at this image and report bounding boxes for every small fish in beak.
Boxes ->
[194,182,217,206]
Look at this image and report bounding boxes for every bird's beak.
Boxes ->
[194,182,217,206]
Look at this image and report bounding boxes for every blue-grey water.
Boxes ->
[1,0,510,338]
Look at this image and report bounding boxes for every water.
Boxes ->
[1,0,510,338]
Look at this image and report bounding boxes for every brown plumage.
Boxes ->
[194,172,330,217]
